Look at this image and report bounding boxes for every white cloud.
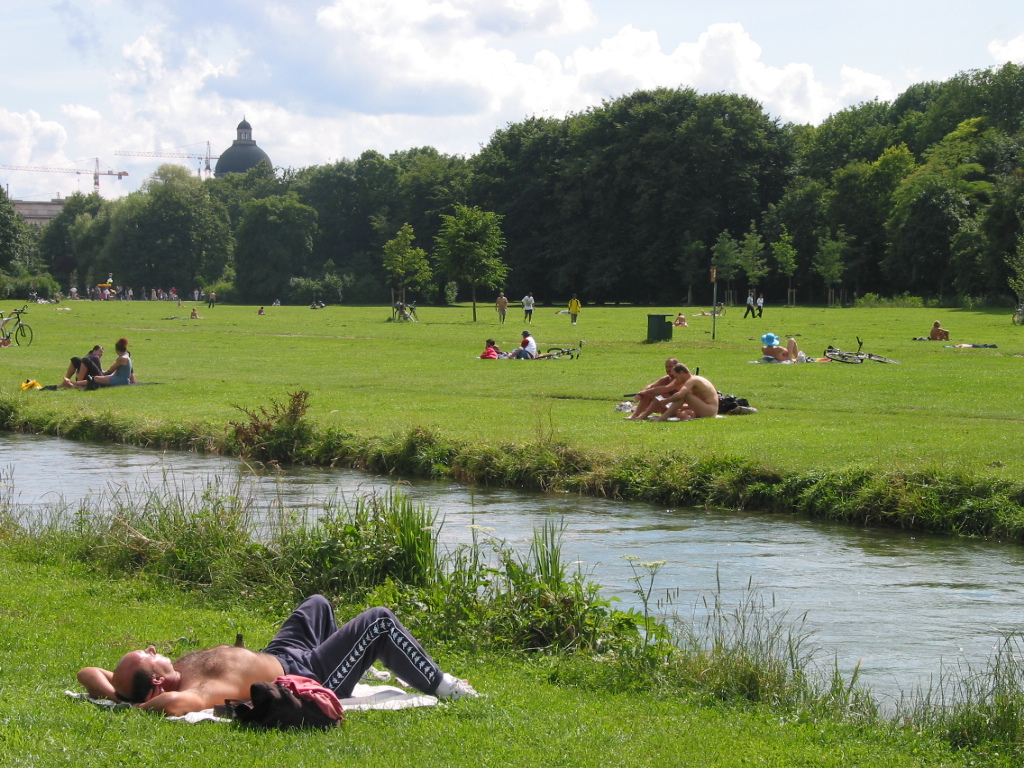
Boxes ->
[989,32,1024,63]
[4,3,909,200]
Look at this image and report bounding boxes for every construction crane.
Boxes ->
[0,157,128,192]
[115,142,219,177]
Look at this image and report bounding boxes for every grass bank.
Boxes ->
[2,483,1023,767]
[1,302,1024,539]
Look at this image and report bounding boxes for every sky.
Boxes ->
[3,0,1024,201]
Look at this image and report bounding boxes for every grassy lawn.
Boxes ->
[1,299,1022,477]
[0,551,1004,768]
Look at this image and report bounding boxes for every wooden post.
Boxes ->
[787,288,797,307]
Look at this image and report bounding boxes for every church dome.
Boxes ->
[214,118,272,177]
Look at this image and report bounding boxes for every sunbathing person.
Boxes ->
[76,595,478,716]
[627,357,680,420]
[60,345,104,386]
[761,333,801,362]
[672,314,688,327]
[65,337,135,388]
[650,364,720,421]
[929,321,950,341]
[480,339,501,359]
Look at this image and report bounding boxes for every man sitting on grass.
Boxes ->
[626,357,680,420]
[632,364,719,421]
[77,595,479,716]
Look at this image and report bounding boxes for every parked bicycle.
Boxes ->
[0,306,32,347]
[824,336,898,364]
[1013,302,1024,326]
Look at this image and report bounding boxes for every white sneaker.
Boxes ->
[435,672,482,700]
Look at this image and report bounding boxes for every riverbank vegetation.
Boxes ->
[2,302,1024,540]
[2,485,1023,766]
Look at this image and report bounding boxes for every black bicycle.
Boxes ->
[0,306,32,347]
[825,336,898,364]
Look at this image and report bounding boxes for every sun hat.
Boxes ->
[522,330,531,336]
[761,332,780,346]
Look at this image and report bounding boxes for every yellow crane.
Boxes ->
[115,142,218,177]
[0,157,128,191]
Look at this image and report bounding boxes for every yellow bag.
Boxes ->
[20,379,42,390]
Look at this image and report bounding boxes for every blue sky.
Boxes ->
[3,0,1024,201]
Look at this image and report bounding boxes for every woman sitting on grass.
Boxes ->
[65,337,135,388]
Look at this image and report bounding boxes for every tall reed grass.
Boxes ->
[9,478,1024,747]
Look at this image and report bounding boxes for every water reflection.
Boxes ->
[4,431,1024,702]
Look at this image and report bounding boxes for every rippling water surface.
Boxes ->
[4,432,1023,702]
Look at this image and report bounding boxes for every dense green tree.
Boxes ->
[812,231,848,301]
[738,222,769,289]
[382,223,432,305]
[103,165,232,291]
[434,205,508,321]
[770,228,798,301]
[234,194,317,303]
[207,162,292,226]
[797,100,896,179]
[0,187,24,273]
[37,192,106,283]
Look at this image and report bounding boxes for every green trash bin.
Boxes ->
[646,314,673,342]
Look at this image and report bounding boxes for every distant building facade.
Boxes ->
[214,118,272,177]
[13,198,65,227]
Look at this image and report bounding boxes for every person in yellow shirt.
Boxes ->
[568,294,582,325]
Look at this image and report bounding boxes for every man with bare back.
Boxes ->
[77,596,478,716]
[652,364,720,421]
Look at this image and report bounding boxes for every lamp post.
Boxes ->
[710,266,718,340]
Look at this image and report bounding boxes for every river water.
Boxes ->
[3,431,1023,703]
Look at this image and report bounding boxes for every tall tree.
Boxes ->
[770,227,798,301]
[382,222,432,306]
[103,165,232,291]
[234,195,318,303]
[738,221,769,289]
[434,205,508,321]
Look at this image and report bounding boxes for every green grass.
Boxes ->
[2,300,1022,474]
[0,550,1009,768]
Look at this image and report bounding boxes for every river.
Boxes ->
[3,431,1023,703]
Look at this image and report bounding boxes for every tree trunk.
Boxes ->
[471,284,477,322]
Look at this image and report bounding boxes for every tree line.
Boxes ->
[4,61,1024,307]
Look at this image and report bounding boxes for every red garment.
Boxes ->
[480,346,498,359]
[274,675,344,720]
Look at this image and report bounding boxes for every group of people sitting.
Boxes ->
[60,337,135,389]
[626,357,720,421]
[480,331,537,359]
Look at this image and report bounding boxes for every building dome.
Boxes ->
[214,118,271,177]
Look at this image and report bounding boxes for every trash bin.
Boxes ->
[646,314,673,342]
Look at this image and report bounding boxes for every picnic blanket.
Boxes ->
[66,682,438,723]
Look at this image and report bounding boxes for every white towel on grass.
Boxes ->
[66,682,437,723]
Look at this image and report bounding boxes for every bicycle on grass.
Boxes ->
[536,340,585,359]
[824,336,898,364]
[0,306,32,347]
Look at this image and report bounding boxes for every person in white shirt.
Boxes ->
[511,330,538,358]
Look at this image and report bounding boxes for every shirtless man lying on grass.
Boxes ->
[77,595,478,716]
[632,364,719,421]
